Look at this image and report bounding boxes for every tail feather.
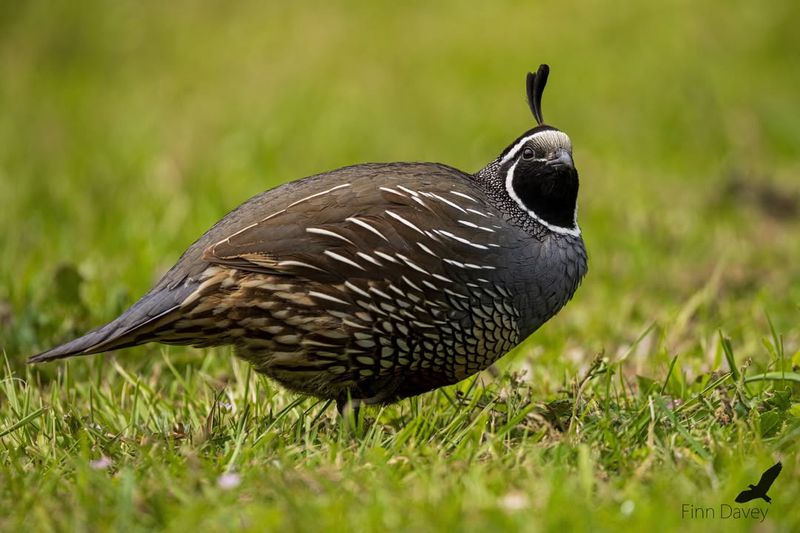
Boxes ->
[28,283,197,364]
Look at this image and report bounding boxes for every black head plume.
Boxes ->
[526,64,550,125]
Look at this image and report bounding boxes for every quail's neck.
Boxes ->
[472,162,550,240]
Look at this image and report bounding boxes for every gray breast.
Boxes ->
[507,231,588,339]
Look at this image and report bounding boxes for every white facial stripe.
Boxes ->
[500,136,534,166]
[500,130,573,166]
[504,160,581,237]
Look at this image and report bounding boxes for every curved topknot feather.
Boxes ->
[526,64,550,125]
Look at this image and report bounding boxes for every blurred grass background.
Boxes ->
[1,1,799,531]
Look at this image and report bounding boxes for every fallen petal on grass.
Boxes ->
[499,491,529,511]
[89,457,112,470]
[217,472,241,490]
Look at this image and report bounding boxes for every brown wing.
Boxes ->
[201,163,515,284]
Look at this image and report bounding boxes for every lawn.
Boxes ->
[1,1,799,531]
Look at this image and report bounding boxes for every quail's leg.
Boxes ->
[336,394,361,419]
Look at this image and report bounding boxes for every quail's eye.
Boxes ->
[521,147,535,160]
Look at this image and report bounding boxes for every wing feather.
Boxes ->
[200,163,508,284]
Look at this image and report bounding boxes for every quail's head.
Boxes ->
[479,64,579,236]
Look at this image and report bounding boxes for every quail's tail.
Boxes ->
[28,283,197,364]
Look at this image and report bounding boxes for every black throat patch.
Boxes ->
[509,160,578,230]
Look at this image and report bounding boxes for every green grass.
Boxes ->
[1,1,799,531]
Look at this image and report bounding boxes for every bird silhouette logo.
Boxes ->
[735,462,782,504]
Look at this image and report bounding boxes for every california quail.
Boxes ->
[30,65,587,411]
